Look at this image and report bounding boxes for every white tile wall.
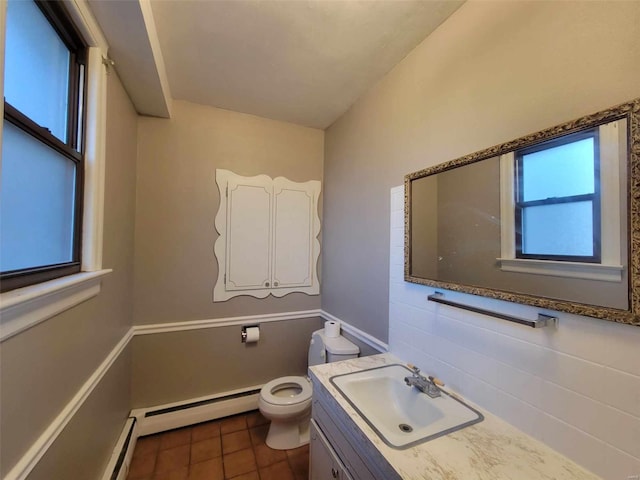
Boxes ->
[388,185,640,480]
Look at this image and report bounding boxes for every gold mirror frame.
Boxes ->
[405,98,640,326]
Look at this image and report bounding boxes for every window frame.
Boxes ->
[497,119,625,284]
[513,127,602,264]
[0,0,111,344]
[1,0,89,292]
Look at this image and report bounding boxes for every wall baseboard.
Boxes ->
[11,309,386,480]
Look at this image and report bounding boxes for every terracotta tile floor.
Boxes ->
[126,410,309,480]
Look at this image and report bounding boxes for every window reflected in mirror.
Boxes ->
[515,129,600,262]
[406,99,639,325]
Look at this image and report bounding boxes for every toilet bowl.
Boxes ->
[258,376,312,450]
[258,329,359,450]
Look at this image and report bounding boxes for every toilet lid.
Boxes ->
[260,376,312,406]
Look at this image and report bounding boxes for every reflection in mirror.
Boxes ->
[405,99,639,326]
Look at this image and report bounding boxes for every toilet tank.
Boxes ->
[308,329,359,366]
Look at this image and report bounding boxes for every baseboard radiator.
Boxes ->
[104,386,261,480]
[101,417,137,480]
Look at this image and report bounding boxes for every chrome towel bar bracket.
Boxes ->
[427,292,558,328]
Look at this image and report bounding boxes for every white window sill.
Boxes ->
[0,269,112,342]
[497,258,623,282]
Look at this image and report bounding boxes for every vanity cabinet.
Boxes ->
[310,420,353,480]
[310,377,401,480]
[213,169,321,301]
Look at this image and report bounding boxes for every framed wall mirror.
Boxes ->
[405,99,640,326]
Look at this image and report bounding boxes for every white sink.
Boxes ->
[330,364,483,449]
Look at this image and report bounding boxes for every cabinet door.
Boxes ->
[225,176,272,291]
[272,178,316,288]
[213,169,321,301]
[310,420,353,480]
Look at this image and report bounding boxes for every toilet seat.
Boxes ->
[260,376,312,406]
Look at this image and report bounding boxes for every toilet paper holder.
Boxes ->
[241,325,260,343]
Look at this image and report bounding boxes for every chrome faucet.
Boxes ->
[404,364,443,398]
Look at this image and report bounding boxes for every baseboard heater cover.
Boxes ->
[132,386,262,436]
[105,386,263,479]
[102,417,137,480]
[145,388,261,417]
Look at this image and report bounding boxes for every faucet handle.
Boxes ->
[407,363,421,375]
[428,376,445,387]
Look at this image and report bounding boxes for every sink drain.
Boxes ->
[398,423,413,433]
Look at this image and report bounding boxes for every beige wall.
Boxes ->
[26,351,132,480]
[132,101,324,407]
[1,71,138,478]
[134,101,324,326]
[323,0,640,342]
[132,317,324,407]
[130,317,380,408]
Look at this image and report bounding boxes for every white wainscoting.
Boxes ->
[389,185,640,480]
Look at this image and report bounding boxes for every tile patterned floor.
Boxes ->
[126,410,309,480]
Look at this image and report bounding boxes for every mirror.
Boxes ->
[405,99,639,326]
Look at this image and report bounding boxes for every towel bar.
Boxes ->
[427,292,557,328]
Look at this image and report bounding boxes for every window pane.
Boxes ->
[522,138,595,201]
[0,121,76,272]
[522,201,593,257]
[4,0,70,142]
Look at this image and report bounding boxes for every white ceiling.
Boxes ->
[90,0,463,129]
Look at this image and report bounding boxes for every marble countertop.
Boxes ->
[309,353,601,480]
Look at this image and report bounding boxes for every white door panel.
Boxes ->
[214,169,320,301]
[226,181,271,290]
[273,186,313,288]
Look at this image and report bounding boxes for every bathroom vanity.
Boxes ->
[309,353,601,480]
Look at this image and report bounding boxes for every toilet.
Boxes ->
[258,328,359,450]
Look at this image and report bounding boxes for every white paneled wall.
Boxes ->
[389,186,640,480]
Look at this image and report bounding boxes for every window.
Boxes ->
[514,129,600,263]
[1,0,87,292]
[498,119,625,282]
